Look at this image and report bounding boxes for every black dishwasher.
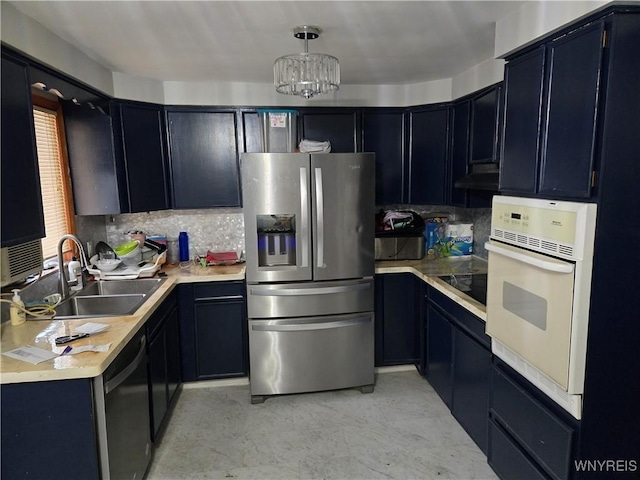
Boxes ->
[94,329,151,479]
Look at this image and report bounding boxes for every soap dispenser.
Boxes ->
[68,256,83,290]
[10,289,26,326]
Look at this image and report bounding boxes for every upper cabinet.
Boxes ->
[448,100,471,207]
[65,100,171,215]
[409,106,449,205]
[362,109,406,205]
[298,109,359,153]
[63,101,125,215]
[111,101,170,213]
[166,109,241,209]
[470,84,501,165]
[1,51,45,247]
[500,21,605,199]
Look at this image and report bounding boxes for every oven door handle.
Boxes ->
[485,241,574,274]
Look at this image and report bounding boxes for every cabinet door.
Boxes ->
[1,53,45,247]
[470,86,500,164]
[300,110,358,153]
[452,328,491,454]
[426,304,453,407]
[195,300,247,379]
[167,110,241,208]
[377,274,420,366]
[240,111,262,153]
[363,110,406,204]
[117,103,170,212]
[148,331,168,440]
[500,47,545,194]
[165,304,181,404]
[64,102,124,215]
[449,101,470,207]
[409,107,449,204]
[539,22,604,198]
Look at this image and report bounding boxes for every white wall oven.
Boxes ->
[485,196,597,419]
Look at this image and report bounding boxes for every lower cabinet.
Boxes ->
[1,379,100,479]
[179,281,248,381]
[489,361,577,480]
[425,285,491,453]
[426,303,453,407]
[146,290,181,442]
[374,273,421,367]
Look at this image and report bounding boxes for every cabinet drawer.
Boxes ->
[146,291,177,339]
[491,366,573,480]
[489,419,549,480]
[194,281,244,301]
[429,288,490,348]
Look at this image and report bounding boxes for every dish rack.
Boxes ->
[87,251,166,280]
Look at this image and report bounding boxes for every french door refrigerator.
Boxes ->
[241,152,375,403]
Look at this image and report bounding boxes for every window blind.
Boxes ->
[33,106,72,259]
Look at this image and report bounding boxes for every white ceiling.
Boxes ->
[9,1,529,85]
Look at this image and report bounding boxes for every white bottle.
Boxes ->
[68,256,83,290]
[10,289,26,326]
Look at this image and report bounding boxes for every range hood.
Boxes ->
[454,163,500,191]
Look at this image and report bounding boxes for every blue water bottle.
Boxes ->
[178,232,189,261]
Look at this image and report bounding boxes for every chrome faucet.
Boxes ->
[57,234,88,300]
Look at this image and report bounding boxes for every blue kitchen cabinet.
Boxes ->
[489,360,577,480]
[179,281,248,381]
[167,109,241,208]
[146,290,181,442]
[425,302,453,407]
[408,106,449,205]
[1,379,100,479]
[500,21,605,199]
[239,110,262,153]
[469,84,501,165]
[499,47,545,194]
[374,273,421,367]
[448,100,470,207]
[1,51,45,247]
[111,101,171,212]
[298,109,359,153]
[362,109,407,205]
[425,286,491,452]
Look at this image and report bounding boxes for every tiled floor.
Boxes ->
[146,370,499,480]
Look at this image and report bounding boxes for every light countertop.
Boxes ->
[1,257,486,385]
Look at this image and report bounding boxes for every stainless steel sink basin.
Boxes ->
[53,294,147,319]
[78,278,165,297]
[30,278,166,320]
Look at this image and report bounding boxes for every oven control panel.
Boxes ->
[490,196,597,260]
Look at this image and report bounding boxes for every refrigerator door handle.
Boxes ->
[300,166,309,268]
[315,167,325,268]
[251,316,372,332]
[249,282,371,297]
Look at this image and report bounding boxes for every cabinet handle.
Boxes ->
[195,295,244,302]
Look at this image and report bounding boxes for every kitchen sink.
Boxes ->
[53,294,148,319]
[77,278,165,297]
[30,278,166,320]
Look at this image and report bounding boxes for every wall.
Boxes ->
[494,0,611,58]
[103,209,244,262]
[98,204,491,263]
[0,2,114,96]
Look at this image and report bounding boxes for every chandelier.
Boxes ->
[274,25,340,99]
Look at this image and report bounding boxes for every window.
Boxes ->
[32,96,76,259]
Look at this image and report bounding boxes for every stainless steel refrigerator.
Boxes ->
[241,152,375,403]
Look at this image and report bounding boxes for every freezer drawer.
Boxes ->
[249,313,374,397]
[246,278,373,318]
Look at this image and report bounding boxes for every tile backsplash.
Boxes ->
[76,205,491,261]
